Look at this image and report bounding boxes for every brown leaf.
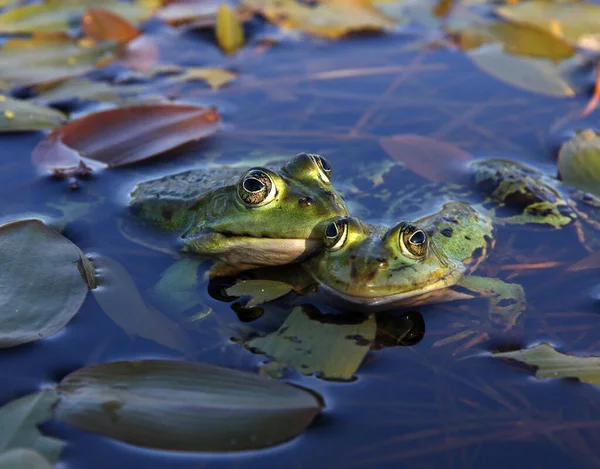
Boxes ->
[31,104,220,169]
[379,134,472,182]
[82,8,140,43]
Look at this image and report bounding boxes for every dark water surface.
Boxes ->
[2,22,600,469]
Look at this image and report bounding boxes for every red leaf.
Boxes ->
[32,104,220,169]
[379,134,472,182]
[82,8,140,43]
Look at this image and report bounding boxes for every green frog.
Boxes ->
[304,202,526,351]
[128,152,348,272]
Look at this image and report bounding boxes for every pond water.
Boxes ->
[2,9,600,469]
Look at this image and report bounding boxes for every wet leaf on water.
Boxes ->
[175,67,238,89]
[31,78,145,107]
[567,251,600,272]
[241,0,396,39]
[55,360,322,451]
[0,0,158,34]
[494,343,600,385]
[467,43,576,98]
[246,305,376,381]
[91,255,195,354]
[496,3,600,51]
[156,0,252,29]
[31,104,220,170]
[216,4,245,54]
[0,94,66,132]
[0,448,53,469]
[0,36,118,88]
[82,7,140,43]
[120,35,160,71]
[379,133,472,182]
[557,129,600,197]
[0,390,64,464]
[226,280,294,308]
[0,219,91,348]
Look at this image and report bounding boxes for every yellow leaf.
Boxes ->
[216,4,245,54]
[242,0,396,39]
[178,67,238,89]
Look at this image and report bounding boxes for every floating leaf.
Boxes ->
[495,343,600,385]
[0,0,157,34]
[379,134,471,182]
[31,104,220,170]
[0,94,66,132]
[246,305,376,380]
[557,129,600,197]
[496,3,600,50]
[241,0,396,39]
[467,43,576,98]
[31,78,144,107]
[0,390,64,464]
[120,35,159,71]
[91,255,196,354]
[0,36,118,88]
[175,67,238,89]
[226,280,293,308]
[216,4,244,54]
[0,219,91,348]
[82,8,140,42]
[156,0,223,24]
[568,251,600,272]
[55,360,322,451]
[0,449,53,469]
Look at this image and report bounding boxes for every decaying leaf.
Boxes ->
[82,7,140,42]
[246,305,376,380]
[226,280,294,308]
[0,94,66,132]
[31,104,220,170]
[216,4,245,54]
[55,359,323,451]
[557,129,600,197]
[241,0,396,39]
[494,343,600,386]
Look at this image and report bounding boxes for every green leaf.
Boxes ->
[0,94,66,132]
[0,0,156,33]
[91,255,195,354]
[0,449,53,469]
[246,305,376,381]
[0,390,64,464]
[494,343,600,385]
[558,129,600,197]
[0,219,91,348]
[55,360,323,451]
[226,280,294,308]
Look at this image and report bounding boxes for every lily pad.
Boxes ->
[246,305,376,381]
[0,390,64,464]
[241,0,396,39]
[0,219,91,348]
[31,104,220,170]
[55,360,322,451]
[0,449,53,469]
[494,343,600,385]
[557,129,600,197]
[92,255,195,354]
[216,4,245,54]
[226,280,294,308]
[0,94,66,132]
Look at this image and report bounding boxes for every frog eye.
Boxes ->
[308,153,332,184]
[237,169,277,207]
[399,223,428,259]
[324,217,348,251]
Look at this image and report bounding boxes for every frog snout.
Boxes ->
[350,256,389,281]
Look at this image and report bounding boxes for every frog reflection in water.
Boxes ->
[128,152,348,274]
[305,202,526,351]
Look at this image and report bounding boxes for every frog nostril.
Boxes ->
[298,196,314,208]
[376,257,388,268]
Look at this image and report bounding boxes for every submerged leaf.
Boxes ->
[242,0,396,39]
[82,7,140,42]
[557,129,600,197]
[246,305,376,380]
[55,360,322,451]
[226,280,293,308]
[0,219,91,348]
[0,449,53,469]
[216,4,245,54]
[92,255,195,354]
[495,343,600,385]
[379,134,471,182]
[0,390,64,463]
[31,104,220,169]
[0,94,66,132]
